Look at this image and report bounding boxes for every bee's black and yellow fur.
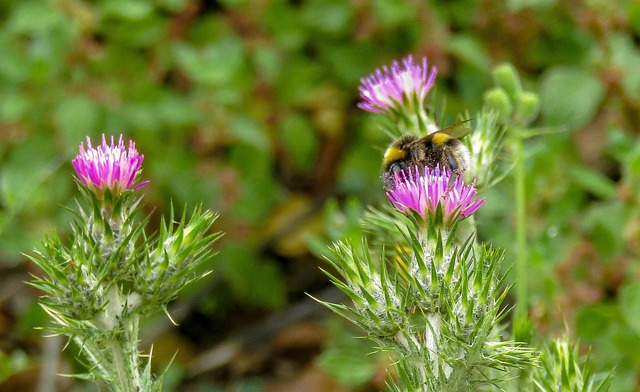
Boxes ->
[382,121,471,189]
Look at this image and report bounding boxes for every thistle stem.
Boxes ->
[109,339,139,392]
[103,286,142,392]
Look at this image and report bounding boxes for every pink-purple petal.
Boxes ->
[358,55,438,113]
[72,134,147,197]
[386,165,484,225]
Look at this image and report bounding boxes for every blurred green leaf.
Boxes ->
[317,318,378,387]
[540,67,605,129]
[338,142,381,197]
[54,96,100,147]
[576,304,616,340]
[569,165,617,200]
[101,0,154,21]
[0,350,29,383]
[581,201,629,260]
[15,300,48,337]
[123,103,162,130]
[6,1,65,34]
[607,33,640,99]
[173,36,247,86]
[228,144,283,223]
[373,0,415,28]
[105,14,166,48]
[0,38,30,83]
[0,141,61,213]
[147,144,220,208]
[155,0,188,12]
[545,187,586,230]
[230,115,269,152]
[612,325,640,360]
[626,142,640,198]
[220,242,286,309]
[302,0,354,37]
[508,0,558,11]
[262,2,309,50]
[252,45,282,83]
[527,14,594,69]
[606,127,633,164]
[219,0,249,8]
[0,89,31,121]
[628,1,640,36]
[278,113,318,176]
[442,0,479,27]
[154,92,200,128]
[276,58,323,105]
[227,378,263,392]
[317,41,375,87]
[620,281,640,337]
[448,34,492,72]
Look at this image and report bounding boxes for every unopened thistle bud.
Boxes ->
[493,63,522,103]
[516,91,540,126]
[484,87,513,121]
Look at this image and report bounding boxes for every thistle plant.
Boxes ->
[28,135,221,391]
[319,56,610,391]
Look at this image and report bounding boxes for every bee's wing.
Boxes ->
[435,119,472,139]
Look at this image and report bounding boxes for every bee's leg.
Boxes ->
[383,162,408,190]
[447,172,458,188]
[445,150,459,173]
[444,150,460,187]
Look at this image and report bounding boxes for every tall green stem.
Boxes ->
[514,136,528,322]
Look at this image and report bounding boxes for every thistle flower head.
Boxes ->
[386,165,484,226]
[358,55,437,114]
[72,134,149,198]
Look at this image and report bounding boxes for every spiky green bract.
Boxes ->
[136,204,222,313]
[466,110,509,191]
[532,339,611,392]
[318,208,537,391]
[28,183,220,391]
[28,184,146,323]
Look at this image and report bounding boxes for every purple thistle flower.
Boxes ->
[358,55,437,113]
[386,165,484,226]
[72,134,149,197]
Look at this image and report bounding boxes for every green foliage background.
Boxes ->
[1,0,639,390]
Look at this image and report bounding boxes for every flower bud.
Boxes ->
[484,87,513,121]
[493,63,522,102]
[516,91,540,126]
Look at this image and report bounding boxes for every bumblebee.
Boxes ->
[382,121,471,189]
